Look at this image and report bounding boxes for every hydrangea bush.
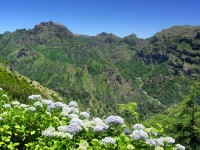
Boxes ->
[0,88,185,149]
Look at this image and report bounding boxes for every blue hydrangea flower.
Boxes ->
[69,101,78,108]
[47,103,56,111]
[54,102,65,108]
[101,137,116,145]
[124,128,132,135]
[133,124,145,130]
[27,107,36,112]
[66,123,82,135]
[105,115,124,125]
[130,129,148,140]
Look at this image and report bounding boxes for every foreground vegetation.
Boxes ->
[0,88,185,150]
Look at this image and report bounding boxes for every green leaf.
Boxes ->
[6,131,12,135]
[14,125,21,129]
[30,130,35,135]
[0,142,5,146]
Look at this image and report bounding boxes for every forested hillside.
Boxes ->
[0,22,199,120]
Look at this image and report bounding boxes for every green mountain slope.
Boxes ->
[0,58,62,102]
[0,22,199,120]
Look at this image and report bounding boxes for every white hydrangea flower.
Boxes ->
[93,124,109,132]
[47,103,56,111]
[93,117,104,125]
[0,116,3,120]
[20,104,29,108]
[2,94,8,99]
[60,111,68,117]
[133,124,145,130]
[28,94,43,100]
[68,107,79,114]
[57,125,68,133]
[78,141,89,150]
[173,144,185,150]
[105,115,124,125]
[27,107,36,112]
[62,105,69,112]
[3,104,11,108]
[62,133,73,139]
[82,120,94,131]
[80,112,90,119]
[41,99,53,105]
[155,138,164,147]
[11,101,20,105]
[70,118,83,125]
[130,129,148,140]
[33,101,43,107]
[101,137,116,145]
[42,127,56,137]
[68,114,79,119]
[160,137,175,144]
[0,88,2,91]
[69,101,78,108]
[52,131,63,137]
[145,138,156,146]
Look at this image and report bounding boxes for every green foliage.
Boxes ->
[143,82,200,149]
[0,89,183,149]
[118,102,139,124]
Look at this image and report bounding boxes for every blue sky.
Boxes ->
[0,0,199,38]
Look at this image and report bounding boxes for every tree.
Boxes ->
[176,82,200,150]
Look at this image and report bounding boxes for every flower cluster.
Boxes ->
[105,115,124,125]
[28,94,43,100]
[101,137,116,145]
[0,89,186,149]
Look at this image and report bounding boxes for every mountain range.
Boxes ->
[0,21,199,121]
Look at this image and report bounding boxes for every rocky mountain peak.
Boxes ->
[28,21,73,39]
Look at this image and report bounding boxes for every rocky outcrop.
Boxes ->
[17,48,35,58]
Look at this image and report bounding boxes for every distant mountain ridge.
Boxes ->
[0,21,199,120]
